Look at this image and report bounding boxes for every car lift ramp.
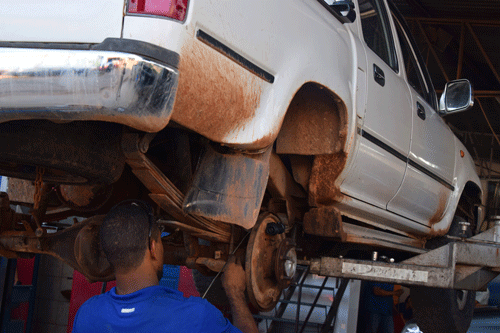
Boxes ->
[300,224,500,291]
[253,226,500,332]
[255,265,360,333]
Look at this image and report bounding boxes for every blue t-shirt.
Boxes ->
[72,285,241,333]
[363,282,394,316]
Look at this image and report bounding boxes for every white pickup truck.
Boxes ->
[0,0,483,332]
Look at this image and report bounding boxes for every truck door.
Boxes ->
[341,0,412,209]
[386,14,455,226]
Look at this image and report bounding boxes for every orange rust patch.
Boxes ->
[308,152,348,206]
[303,206,346,240]
[59,185,95,207]
[429,190,448,225]
[276,83,347,155]
[7,178,35,204]
[426,226,447,238]
[172,40,262,143]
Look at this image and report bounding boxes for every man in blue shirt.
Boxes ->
[362,281,403,333]
[73,200,258,333]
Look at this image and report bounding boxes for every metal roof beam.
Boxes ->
[416,20,450,81]
[456,23,465,79]
[405,0,432,18]
[466,23,500,87]
[406,17,500,27]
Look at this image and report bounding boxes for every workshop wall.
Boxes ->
[33,255,73,333]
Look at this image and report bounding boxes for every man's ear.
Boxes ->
[149,237,161,261]
[149,239,156,257]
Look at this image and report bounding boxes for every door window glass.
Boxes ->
[359,0,398,71]
[392,10,438,109]
[395,19,427,100]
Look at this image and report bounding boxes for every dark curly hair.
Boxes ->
[100,200,159,272]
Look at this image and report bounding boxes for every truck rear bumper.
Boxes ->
[0,39,179,132]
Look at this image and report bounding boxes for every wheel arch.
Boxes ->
[453,138,483,229]
[430,138,482,236]
[275,82,348,155]
[457,180,483,228]
[432,181,483,237]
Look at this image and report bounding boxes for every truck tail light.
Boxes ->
[127,0,189,21]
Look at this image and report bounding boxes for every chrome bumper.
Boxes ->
[0,41,178,132]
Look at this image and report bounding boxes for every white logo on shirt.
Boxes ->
[121,308,135,313]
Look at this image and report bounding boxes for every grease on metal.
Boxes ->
[172,40,262,142]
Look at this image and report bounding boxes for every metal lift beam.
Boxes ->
[303,225,500,290]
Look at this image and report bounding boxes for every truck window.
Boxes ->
[393,14,437,108]
[395,20,427,99]
[359,0,398,71]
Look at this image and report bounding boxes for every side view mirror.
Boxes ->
[439,79,474,115]
[324,0,357,23]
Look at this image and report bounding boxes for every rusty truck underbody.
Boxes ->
[0,121,497,313]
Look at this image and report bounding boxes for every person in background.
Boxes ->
[363,281,404,333]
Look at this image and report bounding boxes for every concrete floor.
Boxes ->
[23,255,500,333]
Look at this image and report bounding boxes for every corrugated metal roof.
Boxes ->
[390,0,500,166]
[391,0,500,20]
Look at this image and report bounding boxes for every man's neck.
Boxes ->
[114,262,160,295]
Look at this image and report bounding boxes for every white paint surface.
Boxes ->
[342,262,428,283]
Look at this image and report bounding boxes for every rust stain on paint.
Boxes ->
[277,83,347,155]
[303,206,346,240]
[429,190,448,225]
[308,152,348,206]
[172,40,262,143]
[246,133,275,151]
[426,227,447,238]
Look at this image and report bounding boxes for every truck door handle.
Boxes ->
[373,64,385,86]
[417,102,426,120]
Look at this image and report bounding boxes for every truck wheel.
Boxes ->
[0,120,125,184]
[410,286,474,333]
[410,215,475,333]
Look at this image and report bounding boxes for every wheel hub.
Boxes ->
[275,238,297,287]
[246,213,296,311]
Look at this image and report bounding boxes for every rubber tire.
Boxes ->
[410,286,475,333]
[410,216,475,333]
[0,120,125,184]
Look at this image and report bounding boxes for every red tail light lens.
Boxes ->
[127,0,189,21]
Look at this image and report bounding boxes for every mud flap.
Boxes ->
[183,146,271,229]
